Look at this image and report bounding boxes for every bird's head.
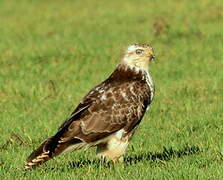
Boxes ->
[121,43,155,71]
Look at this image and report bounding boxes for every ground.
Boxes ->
[0,0,223,179]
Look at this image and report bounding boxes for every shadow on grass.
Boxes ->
[67,145,201,169]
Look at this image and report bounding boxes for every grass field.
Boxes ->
[0,0,223,179]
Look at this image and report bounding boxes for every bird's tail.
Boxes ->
[25,137,54,169]
[25,135,84,169]
[25,105,91,169]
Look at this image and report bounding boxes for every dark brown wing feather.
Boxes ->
[58,65,152,143]
[26,65,153,168]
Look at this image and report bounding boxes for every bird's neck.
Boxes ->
[110,64,149,82]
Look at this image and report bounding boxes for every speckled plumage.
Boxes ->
[25,43,155,169]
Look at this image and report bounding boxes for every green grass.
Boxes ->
[0,0,223,179]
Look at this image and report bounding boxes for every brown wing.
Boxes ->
[26,66,153,168]
[58,79,151,145]
[58,65,152,141]
[58,81,109,131]
[36,65,152,159]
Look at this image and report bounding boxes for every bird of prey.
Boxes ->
[25,43,155,169]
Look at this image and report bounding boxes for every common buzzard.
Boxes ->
[25,43,155,169]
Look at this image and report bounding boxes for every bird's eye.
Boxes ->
[135,49,144,55]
